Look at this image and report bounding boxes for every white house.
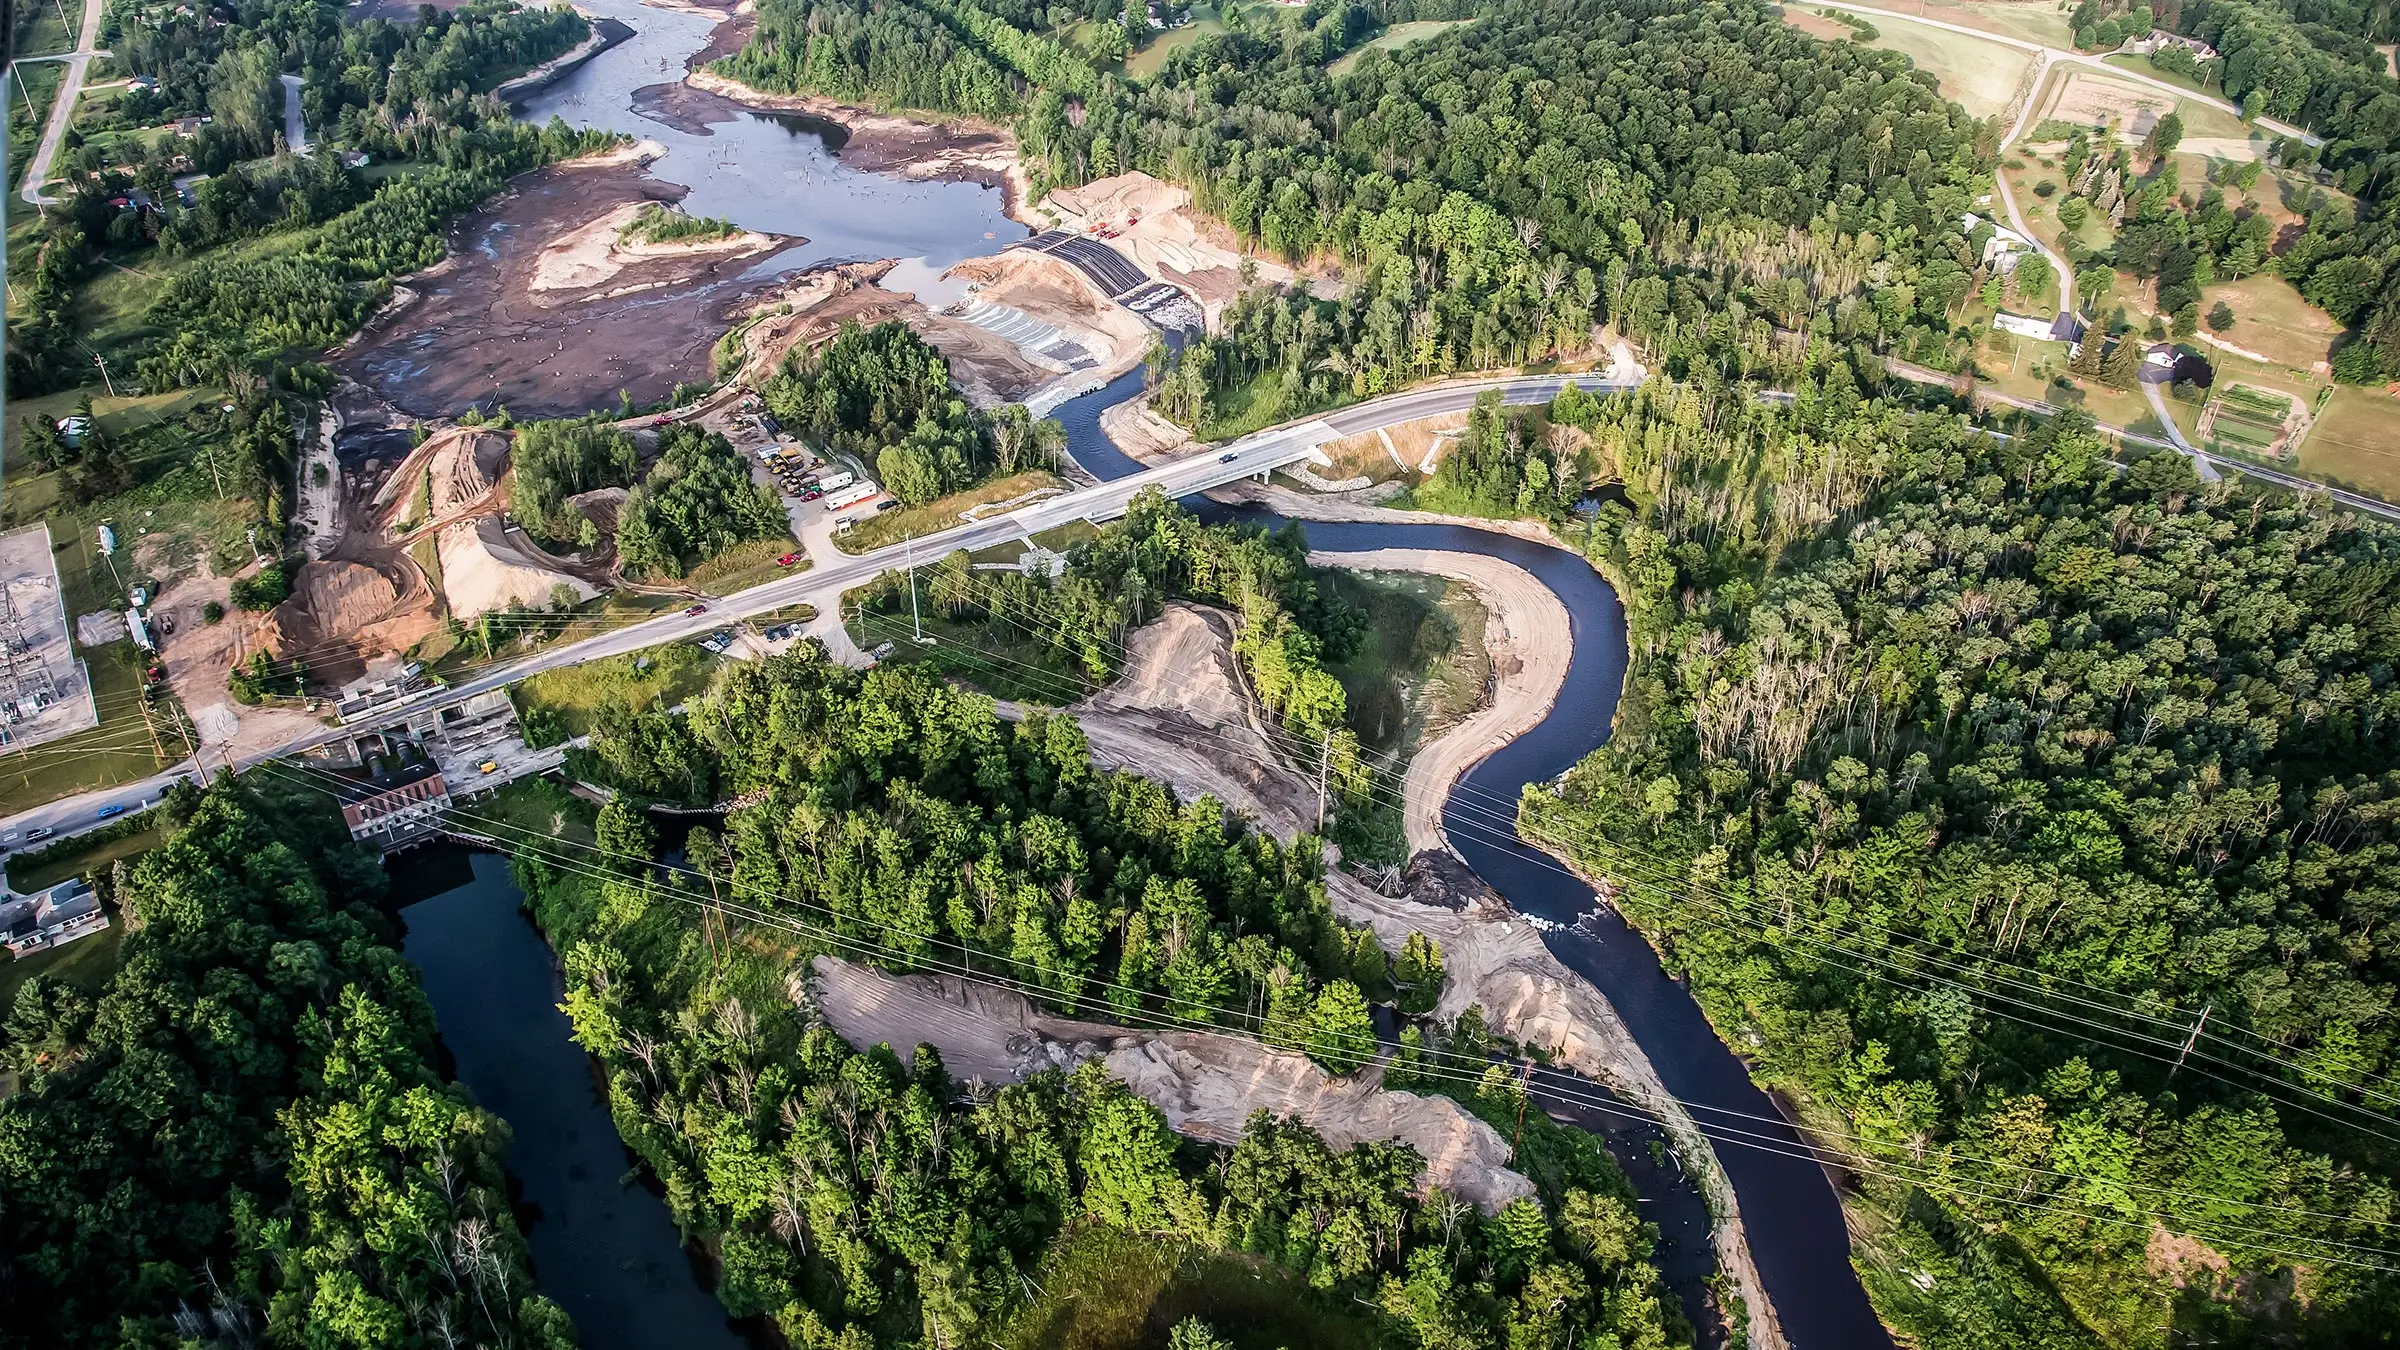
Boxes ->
[0,879,109,958]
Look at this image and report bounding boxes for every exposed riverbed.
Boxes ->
[338,0,1025,418]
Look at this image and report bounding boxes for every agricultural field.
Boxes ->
[2296,389,2400,504]
[2199,383,2299,459]
[1783,7,2031,119]
[1913,0,2077,48]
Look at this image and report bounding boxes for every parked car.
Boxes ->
[96,804,125,819]
[777,552,801,566]
[685,603,708,616]
[874,499,900,512]
[798,489,822,502]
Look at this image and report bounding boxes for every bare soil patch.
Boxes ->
[335,155,805,420]
[807,955,1535,1215]
[436,517,602,621]
[1070,603,1317,839]
[731,261,1063,409]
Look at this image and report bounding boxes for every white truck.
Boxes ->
[822,480,881,512]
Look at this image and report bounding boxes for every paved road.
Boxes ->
[1810,0,2320,147]
[2143,378,2221,479]
[16,0,109,206]
[0,374,1622,848]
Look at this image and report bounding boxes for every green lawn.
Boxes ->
[1327,19,1473,77]
[833,471,1066,554]
[1126,4,1225,80]
[1000,1223,1386,1350]
[0,922,125,1020]
[848,598,1089,705]
[469,776,597,848]
[512,642,720,739]
[8,62,64,183]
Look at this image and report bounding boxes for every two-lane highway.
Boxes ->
[0,374,1619,849]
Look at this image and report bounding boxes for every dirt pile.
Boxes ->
[436,517,601,619]
[808,955,1534,1215]
[267,558,443,687]
[1328,857,1780,1349]
[1040,171,1295,323]
[1069,603,1316,838]
[433,431,507,519]
[946,248,1154,380]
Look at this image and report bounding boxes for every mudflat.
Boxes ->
[335,154,805,420]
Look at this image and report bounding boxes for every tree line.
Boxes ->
[0,781,575,1349]
[513,651,1687,1348]
[1530,375,2400,1345]
[510,415,790,577]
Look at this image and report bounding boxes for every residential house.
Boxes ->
[1,879,108,958]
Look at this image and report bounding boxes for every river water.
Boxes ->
[394,848,751,1349]
[391,4,1892,1346]
[519,0,1022,271]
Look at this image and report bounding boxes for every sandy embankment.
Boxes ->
[436,517,601,620]
[1327,861,1783,1350]
[807,955,1535,1215]
[529,200,779,296]
[1307,549,1568,857]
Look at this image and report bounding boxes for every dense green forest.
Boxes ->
[0,782,573,1349]
[724,0,1993,429]
[759,320,1053,506]
[510,416,789,574]
[1512,374,2400,1346]
[509,654,1687,1348]
[6,0,601,395]
[617,425,793,578]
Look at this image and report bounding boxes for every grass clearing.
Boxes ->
[2298,389,2400,503]
[7,62,64,188]
[685,535,804,597]
[0,922,125,1020]
[1126,4,1225,79]
[1852,12,2033,120]
[513,642,720,739]
[1000,1223,1386,1350]
[2202,274,2341,373]
[1914,0,2075,48]
[833,471,1066,554]
[847,588,1088,705]
[1327,18,1472,76]
[6,822,163,893]
[471,776,597,848]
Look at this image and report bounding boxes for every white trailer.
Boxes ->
[822,481,882,512]
[814,469,855,494]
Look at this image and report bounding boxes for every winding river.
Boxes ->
[392,7,1893,1349]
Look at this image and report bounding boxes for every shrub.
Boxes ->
[230,566,291,611]
[202,601,225,624]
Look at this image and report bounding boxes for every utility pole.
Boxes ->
[905,535,923,643]
[2167,1001,2213,1086]
[92,353,116,398]
[1315,732,1332,833]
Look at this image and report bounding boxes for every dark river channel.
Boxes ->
[387,3,1894,1345]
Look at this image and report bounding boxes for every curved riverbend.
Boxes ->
[1068,388,1894,1350]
